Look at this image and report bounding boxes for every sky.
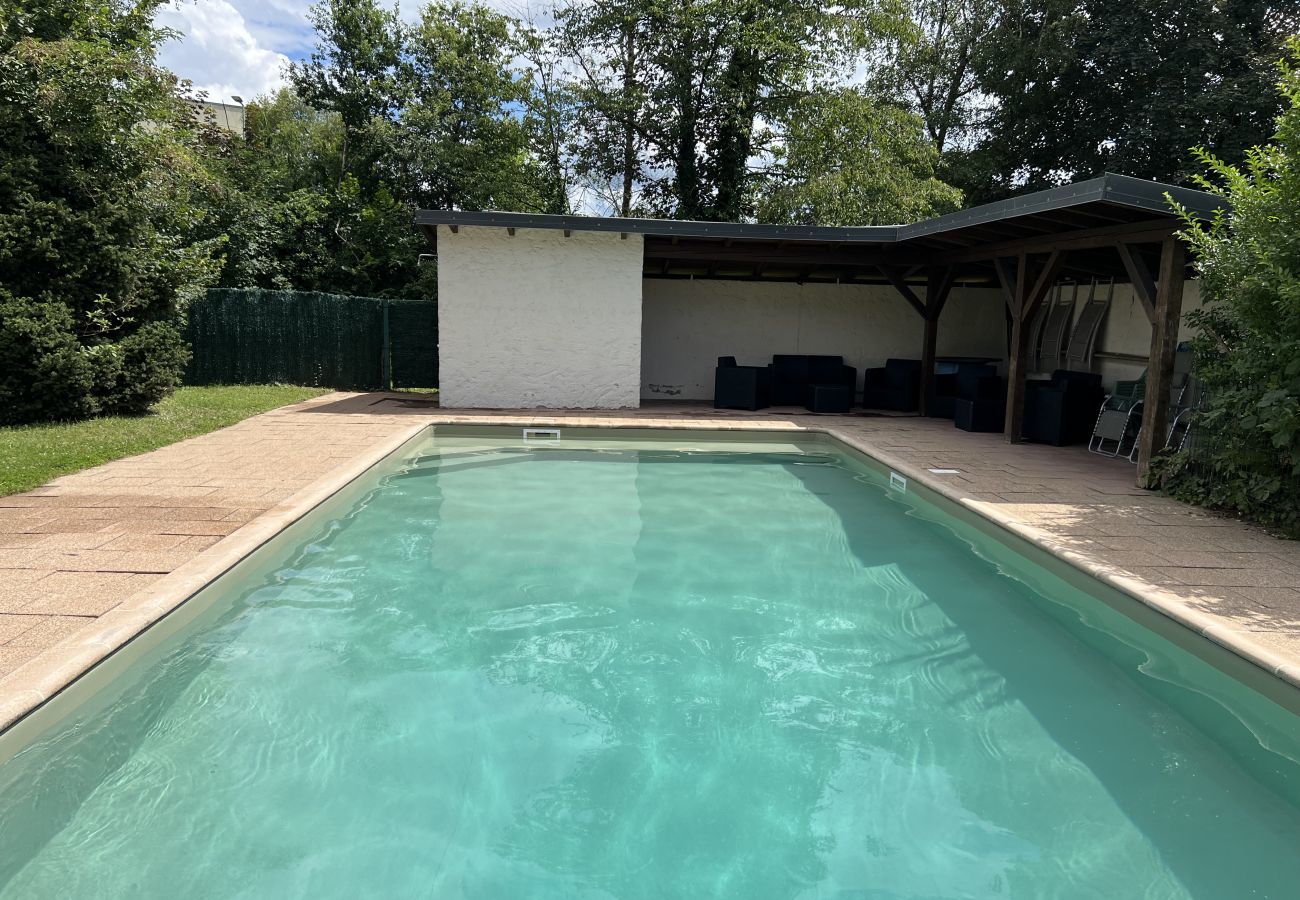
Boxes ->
[156,0,309,103]
[155,0,531,104]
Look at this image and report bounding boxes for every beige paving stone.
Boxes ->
[98,533,190,552]
[0,615,37,643]
[32,532,119,551]
[0,534,44,550]
[0,646,40,671]
[5,615,94,648]
[18,572,157,617]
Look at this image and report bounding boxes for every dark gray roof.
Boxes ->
[413,173,1222,247]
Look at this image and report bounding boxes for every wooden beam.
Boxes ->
[1135,236,1187,487]
[993,257,1018,313]
[1004,253,1031,441]
[879,266,928,318]
[918,267,957,415]
[940,218,1179,265]
[1116,241,1157,322]
[1024,249,1066,322]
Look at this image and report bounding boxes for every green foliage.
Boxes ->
[0,0,218,424]
[559,0,913,220]
[387,2,544,212]
[758,89,963,225]
[96,321,192,415]
[0,385,329,497]
[197,0,551,297]
[1157,39,1300,536]
[876,0,993,157]
[953,0,1298,201]
[0,294,95,425]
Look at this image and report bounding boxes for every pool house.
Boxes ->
[417,173,1221,485]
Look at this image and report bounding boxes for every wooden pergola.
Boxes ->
[416,174,1223,488]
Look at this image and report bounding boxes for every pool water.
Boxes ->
[2,430,1299,898]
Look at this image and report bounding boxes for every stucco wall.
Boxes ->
[437,225,644,408]
[640,279,1007,400]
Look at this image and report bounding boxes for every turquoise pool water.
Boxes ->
[2,429,1300,898]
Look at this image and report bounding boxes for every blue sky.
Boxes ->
[157,0,312,103]
[156,0,532,103]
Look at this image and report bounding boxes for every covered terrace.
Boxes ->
[416,174,1224,487]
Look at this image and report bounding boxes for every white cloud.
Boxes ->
[157,0,295,103]
[156,0,554,104]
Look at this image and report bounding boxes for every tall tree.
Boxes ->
[957,0,1300,201]
[642,0,905,221]
[557,0,656,215]
[197,90,341,291]
[757,88,963,225]
[289,0,403,191]
[886,0,994,154]
[559,0,909,221]
[387,1,543,213]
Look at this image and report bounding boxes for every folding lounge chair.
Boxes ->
[1165,373,1201,454]
[1088,370,1147,458]
[1126,347,1195,462]
[1035,282,1076,374]
[1064,278,1113,372]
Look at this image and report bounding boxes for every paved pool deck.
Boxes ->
[3,390,1300,728]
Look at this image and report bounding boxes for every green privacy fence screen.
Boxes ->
[386,299,438,389]
[185,289,437,390]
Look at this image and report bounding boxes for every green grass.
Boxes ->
[0,385,329,497]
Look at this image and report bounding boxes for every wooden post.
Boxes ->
[1135,236,1186,487]
[1002,250,1065,440]
[918,268,955,416]
[1003,253,1030,441]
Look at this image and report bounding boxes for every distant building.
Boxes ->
[189,99,245,136]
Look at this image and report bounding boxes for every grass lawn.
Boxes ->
[0,385,329,497]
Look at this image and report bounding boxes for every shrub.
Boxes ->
[0,295,96,425]
[1159,39,1300,536]
[0,0,217,425]
[97,323,192,416]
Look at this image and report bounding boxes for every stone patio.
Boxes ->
[3,391,1299,727]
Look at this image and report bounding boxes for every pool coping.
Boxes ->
[0,419,432,734]
[1,413,1297,736]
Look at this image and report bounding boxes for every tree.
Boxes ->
[758,88,963,225]
[641,0,907,221]
[957,0,1299,201]
[196,90,338,291]
[885,0,994,154]
[1159,38,1300,535]
[556,0,910,221]
[556,0,656,215]
[0,0,217,423]
[289,0,403,191]
[387,1,545,213]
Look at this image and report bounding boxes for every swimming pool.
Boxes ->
[1,426,1299,897]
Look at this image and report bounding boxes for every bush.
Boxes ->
[0,297,193,425]
[1159,39,1300,536]
[96,323,192,416]
[0,0,217,426]
[0,296,96,425]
